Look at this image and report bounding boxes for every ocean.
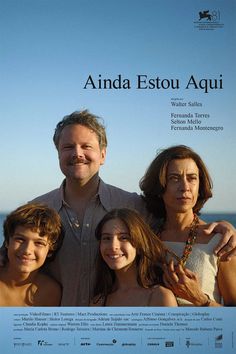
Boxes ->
[0,212,235,244]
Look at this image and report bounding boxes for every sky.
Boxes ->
[0,0,235,213]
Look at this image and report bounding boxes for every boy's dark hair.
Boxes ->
[3,203,63,263]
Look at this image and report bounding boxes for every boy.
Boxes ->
[0,203,63,306]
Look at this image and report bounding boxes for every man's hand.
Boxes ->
[203,221,236,261]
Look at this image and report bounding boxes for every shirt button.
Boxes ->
[86,223,89,228]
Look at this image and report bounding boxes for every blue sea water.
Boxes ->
[0,212,235,244]
[200,213,236,227]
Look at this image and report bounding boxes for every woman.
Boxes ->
[90,208,177,306]
[140,145,236,306]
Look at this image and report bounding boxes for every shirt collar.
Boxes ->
[58,178,111,211]
[57,179,68,210]
[97,178,112,212]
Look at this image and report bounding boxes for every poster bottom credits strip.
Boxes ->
[0,307,235,353]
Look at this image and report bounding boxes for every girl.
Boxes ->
[90,208,177,307]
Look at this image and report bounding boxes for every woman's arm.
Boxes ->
[217,257,236,306]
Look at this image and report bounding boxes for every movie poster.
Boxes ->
[0,1,235,353]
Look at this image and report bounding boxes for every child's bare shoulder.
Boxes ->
[149,285,177,307]
[35,273,62,306]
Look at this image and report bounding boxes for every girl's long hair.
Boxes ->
[92,208,167,304]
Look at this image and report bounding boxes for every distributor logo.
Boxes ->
[215,334,223,348]
[199,10,219,22]
[185,338,203,348]
[165,341,174,347]
[37,339,53,346]
[194,10,224,30]
[96,339,117,346]
[13,337,32,347]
